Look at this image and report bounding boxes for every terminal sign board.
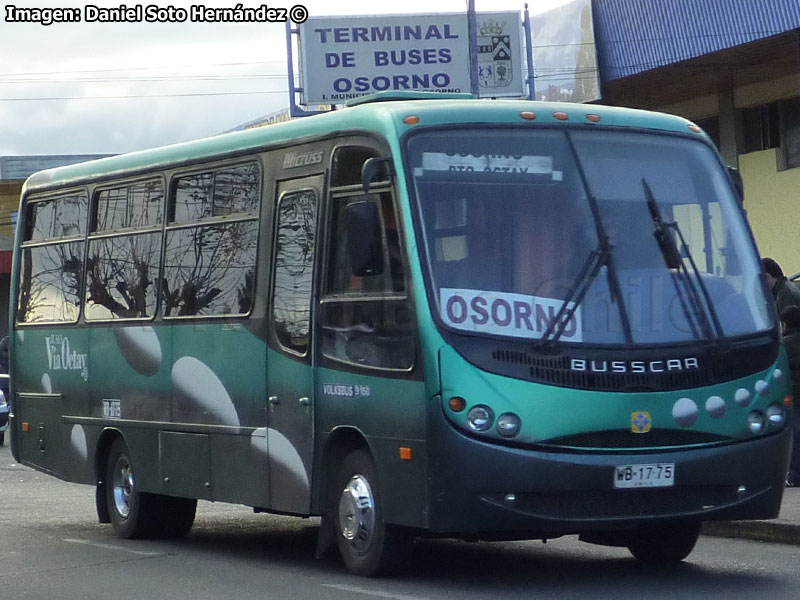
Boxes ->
[298,12,524,105]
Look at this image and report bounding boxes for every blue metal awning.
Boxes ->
[593,0,800,80]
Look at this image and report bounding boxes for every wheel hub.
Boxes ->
[112,456,134,519]
[338,474,375,553]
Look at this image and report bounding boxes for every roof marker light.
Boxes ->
[586,114,601,123]
[403,115,420,125]
[688,123,702,133]
[520,111,536,120]
[553,111,569,121]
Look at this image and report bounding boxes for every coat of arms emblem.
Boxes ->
[478,19,513,89]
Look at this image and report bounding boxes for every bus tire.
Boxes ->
[105,438,161,539]
[627,522,700,564]
[0,431,4,445]
[332,449,412,576]
[159,496,197,538]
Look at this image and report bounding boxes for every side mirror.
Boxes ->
[361,157,394,193]
[727,166,744,203]
[345,201,384,277]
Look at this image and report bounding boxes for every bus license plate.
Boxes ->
[614,463,674,489]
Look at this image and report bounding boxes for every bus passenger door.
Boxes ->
[266,175,322,513]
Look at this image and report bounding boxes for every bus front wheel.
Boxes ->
[332,449,412,576]
[627,522,700,564]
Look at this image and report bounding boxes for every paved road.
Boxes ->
[3,435,800,600]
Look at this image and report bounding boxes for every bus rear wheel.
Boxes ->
[332,450,412,576]
[627,522,700,564]
[104,438,197,539]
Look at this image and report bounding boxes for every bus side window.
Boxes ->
[320,192,414,371]
[85,180,164,321]
[272,189,318,355]
[17,191,88,324]
[163,164,260,317]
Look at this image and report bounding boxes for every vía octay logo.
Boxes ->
[45,335,88,380]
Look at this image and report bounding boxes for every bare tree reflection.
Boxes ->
[273,190,317,352]
[85,234,159,319]
[163,222,257,316]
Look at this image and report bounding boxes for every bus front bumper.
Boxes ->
[426,421,790,537]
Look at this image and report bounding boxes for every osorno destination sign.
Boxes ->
[298,12,524,104]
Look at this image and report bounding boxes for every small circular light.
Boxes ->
[773,369,784,380]
[784,395,794,407]
[747,411,765,435]
[553,111,569,121]
[403,115,420,125]
[496,412,521,438]
[448,396,466,412]
[735,388,752,407]
[767,403,786,427]
[755,380,769,395]
[520,111,536,120]
[586,114,601,123]
[467,405,494,432]
[688,123,702,133]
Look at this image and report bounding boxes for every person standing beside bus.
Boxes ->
[782,305,800,486]
[762,258,800,317]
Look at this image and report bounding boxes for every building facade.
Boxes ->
[592,0,800,272]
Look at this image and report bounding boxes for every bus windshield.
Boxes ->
[407,128,772,345]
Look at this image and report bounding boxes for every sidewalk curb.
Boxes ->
[702,520,800,545]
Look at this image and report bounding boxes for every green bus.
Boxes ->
[9,92,791,575]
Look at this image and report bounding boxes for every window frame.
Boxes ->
[318,174,417,374]
[17,187,90,325]
[162,160,262,320]
[84,176,166,323]
[270,186,320,358]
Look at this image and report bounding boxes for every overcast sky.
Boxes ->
[1,0,573,157]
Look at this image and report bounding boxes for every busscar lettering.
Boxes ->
[570,358,700,374]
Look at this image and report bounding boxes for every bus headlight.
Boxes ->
[747,411,765,435]
[496,413,521,438]
[467,405,494,432]
[767,403,786,427]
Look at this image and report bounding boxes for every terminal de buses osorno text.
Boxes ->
[8,91,792,576]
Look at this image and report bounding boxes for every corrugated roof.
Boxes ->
[593,0,800,80]
[0,154,114,180]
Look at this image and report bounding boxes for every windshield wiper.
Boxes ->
[537,229,633,347]
[643,179,723,341]
[538,134,635,348]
